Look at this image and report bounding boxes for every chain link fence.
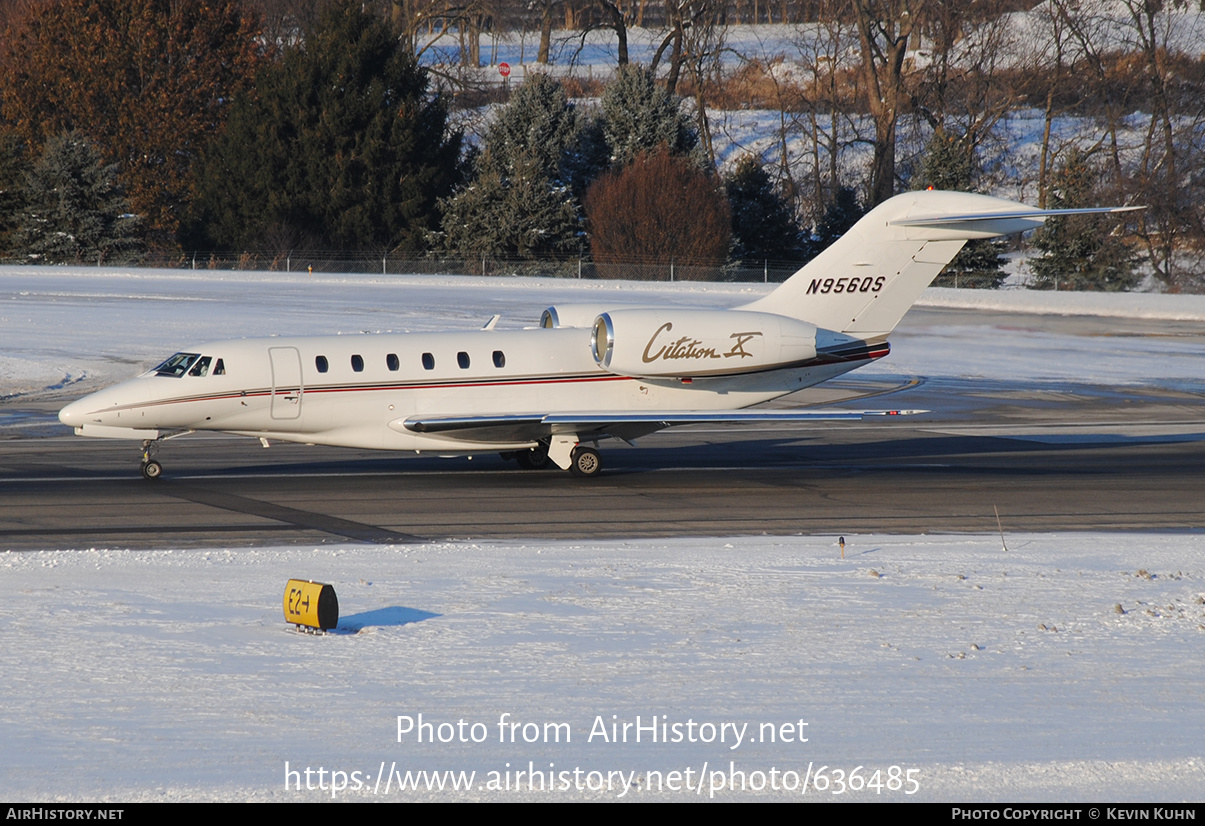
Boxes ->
[58,250,809,283]
[3,250,1026,288]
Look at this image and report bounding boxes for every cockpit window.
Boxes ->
[188,356,212,377]
[153,353,200,377]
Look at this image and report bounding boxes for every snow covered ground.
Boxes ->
[1,267,1203,801]
[2,535,1202,802]
[5,265,1205,403]
[423,13,1205,77]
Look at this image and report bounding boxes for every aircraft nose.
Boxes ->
[58,397,90,428]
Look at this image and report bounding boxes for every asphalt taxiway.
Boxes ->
[4,367,1204,550]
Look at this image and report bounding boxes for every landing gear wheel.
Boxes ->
[516,441,551,470]
[568,446,602,478]
[140,460,163,481]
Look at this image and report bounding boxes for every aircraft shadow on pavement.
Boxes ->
[137,429,1195,479]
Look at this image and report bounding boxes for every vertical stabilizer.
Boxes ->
[738,190,1120,339]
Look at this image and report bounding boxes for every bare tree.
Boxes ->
[1113,0,1203,287]
[1053,0,1132,192]
[572,0,630,66]
[852,0,925,206]
[1032,0,1077,207]
[714,6,859,232]
[644,0,727,166]
[531,0,565,62]
[796,8,861,224]
[913,0,1018,169]
[386,0,494,62]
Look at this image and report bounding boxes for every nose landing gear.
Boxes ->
[134,430,192,480]
[140,439,163,480]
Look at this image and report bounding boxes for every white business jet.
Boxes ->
[58,190,1136,479]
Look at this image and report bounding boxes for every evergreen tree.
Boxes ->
[809,187,865,257]
[1030,149,1138,291]
[483,74,581,182]
[916,127,1005,289]
[437,75,582,260]
[561,115,611,203]
[724,156,803,265]
[0,131,27,256]
[600,65,699,168]
[13,132,142,264]
[186,0,462,253]
[918,127,972,191]
[439,157,581,260]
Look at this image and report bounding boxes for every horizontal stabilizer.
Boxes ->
[893,205,1142,226]
[892,205,1144,239]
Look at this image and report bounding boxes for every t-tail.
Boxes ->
[739,190,1141,340]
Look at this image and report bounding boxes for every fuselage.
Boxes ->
[57,324,879,453]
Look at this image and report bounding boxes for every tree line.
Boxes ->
[1,0,1200,290]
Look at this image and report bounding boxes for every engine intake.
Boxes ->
[541,303,653,329]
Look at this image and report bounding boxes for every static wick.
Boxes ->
[839,536,845,559]
[994,505,1008,552]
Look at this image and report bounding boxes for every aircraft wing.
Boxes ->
[393,409,921,445]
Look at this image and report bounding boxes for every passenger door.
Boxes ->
[269,347,303,420]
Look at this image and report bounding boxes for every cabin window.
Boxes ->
[386,353,399,371]
[457,351,470,369]
[492,350,505,368]
[188,356,212,377]
[214,358,226,375]
[315,355,329,373]
[422,353,435,370]
[351,354,364,372]
[153,353,199,377]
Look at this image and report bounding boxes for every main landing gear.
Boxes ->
[514,441,551,470]
[502,439,603,478]
[568,446,601,478]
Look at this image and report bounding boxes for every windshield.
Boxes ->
[153,352,200,377]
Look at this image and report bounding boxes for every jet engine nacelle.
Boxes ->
[541,303,655,329]
[591,309,818,378]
